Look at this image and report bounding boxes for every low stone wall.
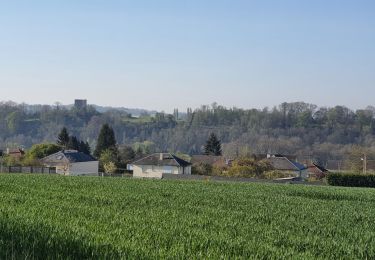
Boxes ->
[0,166,56,174]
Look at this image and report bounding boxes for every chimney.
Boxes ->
[159,153,164,161]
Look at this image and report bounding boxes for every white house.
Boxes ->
[130,153,191,179]
[41,150,99,176]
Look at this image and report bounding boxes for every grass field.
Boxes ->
[1,174,375,259]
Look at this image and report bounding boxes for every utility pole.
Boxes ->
[362,154,367,174]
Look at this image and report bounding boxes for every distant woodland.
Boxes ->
[1,101,375,167]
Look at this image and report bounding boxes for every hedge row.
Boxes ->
[327,173,375,188]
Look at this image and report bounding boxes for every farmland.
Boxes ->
[1,175,375,259]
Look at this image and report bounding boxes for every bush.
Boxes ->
[327,173,375,188]
[227,165,257,178]
[22,143,61,166]
[227,158,272,178]
[192,163,213,175]
[104,162,117,174]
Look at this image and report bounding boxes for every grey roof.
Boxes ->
[41,150,97,164]
[311,163,329,173]
[191,155,224,165]
[268,157,307,171]
[132,153,191,167]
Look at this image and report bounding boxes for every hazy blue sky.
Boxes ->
[0,0,374,112]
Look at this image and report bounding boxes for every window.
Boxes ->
[163,166,173,174]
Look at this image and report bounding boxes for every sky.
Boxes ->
[0,0,374,112]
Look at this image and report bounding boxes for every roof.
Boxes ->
[132,153,191,167]
[7,148,25,155]
[268,157,307,171]
[310,163,329,173]
[191,155,224,165]
[41,150,97,164]
[191,155,233,167]
[252,154,297,161]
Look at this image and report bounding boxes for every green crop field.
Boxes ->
[0,174,375,259]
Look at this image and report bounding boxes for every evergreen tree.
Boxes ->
[79,141,91,155]
[94,124,118,158]
[68,136,80,151]
[57,127,70,148]
[204,133,222,156]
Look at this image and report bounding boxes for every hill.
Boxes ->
[1,101,375,166]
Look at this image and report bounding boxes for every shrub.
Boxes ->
[192,163,213,175]
[2,155,22,167]
[104,162,117,174]
[327,173,375,188]
[227,165,254,177]
[227,158,272,178]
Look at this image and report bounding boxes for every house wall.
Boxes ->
[133,165,192,178]
[133,165,165,179]
[69,161,99,176]
[56,165,69,175]
[180,166,192,175]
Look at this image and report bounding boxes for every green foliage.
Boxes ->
[192,163,213,175]
[3,102,375,167]
[57,127,70,148]
[118,145,136,168]
[343,145,371,173]
[57,128,91,155]
[94,124,117,158]
[327,173,375,187]
[103,161,117,174]
[133,141,156,156]
[1,175,375,258]
[79,141,91,155]
[204,133,222,156]
[227,158,272,178]
[100,149,118,164]
[6,111,22,134]
[99,149,119,172]
[67,136,80,151]
[22,143,61,166]
[1,155,22,167]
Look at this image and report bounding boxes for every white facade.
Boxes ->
[133,165,192,179]
[41,150,99,177]
[55,161,99,176]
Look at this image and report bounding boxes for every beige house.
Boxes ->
[267,155,308,179]
[131,153,191,179]
[41,150,99,176]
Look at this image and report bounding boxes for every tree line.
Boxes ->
[1,101,375,168]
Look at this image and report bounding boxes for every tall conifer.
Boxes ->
[204,133,222,156]
[57,127,70,149]
[94,124,117,158]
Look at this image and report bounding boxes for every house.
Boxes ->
[41,150,99,176]
[6,148,25,159]
[307,163,329,179]
[253,153,298,161]
[191,155,233,168]
[267,156,308,178]
[131,153,191,179]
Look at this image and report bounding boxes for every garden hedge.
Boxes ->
[327,173,375,188]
